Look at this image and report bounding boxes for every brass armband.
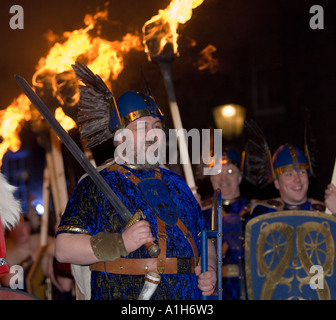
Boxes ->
[90,232,129,261]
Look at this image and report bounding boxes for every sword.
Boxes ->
[15,74,160,258]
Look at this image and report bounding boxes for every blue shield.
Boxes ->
[138,178,177,226]
[245,211,336,300]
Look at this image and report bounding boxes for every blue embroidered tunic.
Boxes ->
[56,164,204,300]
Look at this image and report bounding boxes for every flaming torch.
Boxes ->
[0,7,143,166]
[142,0,204,190]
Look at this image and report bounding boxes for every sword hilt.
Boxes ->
[124,209,160,258]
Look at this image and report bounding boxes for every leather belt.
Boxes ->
[91,257,196,275]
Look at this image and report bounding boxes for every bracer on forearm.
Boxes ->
[90,232,129,261]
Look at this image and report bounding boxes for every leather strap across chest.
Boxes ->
[107,163,162,185]
[156,212,199,273]
[100,163,199,274]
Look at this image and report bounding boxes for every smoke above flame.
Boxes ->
[198,45,219,74]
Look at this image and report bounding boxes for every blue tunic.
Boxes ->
[56,164,205,300]
[202,196,251,300]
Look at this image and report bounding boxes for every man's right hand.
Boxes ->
[122,220,155,253]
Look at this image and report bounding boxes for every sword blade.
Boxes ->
[15,74,132,222]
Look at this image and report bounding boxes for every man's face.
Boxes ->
[115,116,164,168]
[210,163,242,200]
[274,169,309,205]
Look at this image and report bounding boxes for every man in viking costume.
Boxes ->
[55,63,217,300]
[241,120,326,216]
[242,129,336,300]
[0,172,22,280]
[197,148,250,300]
[250,143,325,216]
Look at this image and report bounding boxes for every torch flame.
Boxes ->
[0,7,143,166]
[142,0,204,59]
[0,94,31,165]
[33,8,142,84]
[55,107,76,131]
[1,1,205,166]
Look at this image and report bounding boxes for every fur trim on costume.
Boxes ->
[0,173,22,230]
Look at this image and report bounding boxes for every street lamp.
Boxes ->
[212,104,246,139]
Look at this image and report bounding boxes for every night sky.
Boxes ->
[0,0,336,204]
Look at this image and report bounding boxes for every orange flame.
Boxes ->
[33,9,142,83]
[55,107,76,132]
[142,0,204,59]
[0,94,31,163]
[1,1,206,166]
[0,7,143,166]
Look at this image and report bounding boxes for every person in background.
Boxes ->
[196,148,251,300]
[250,143,325,217]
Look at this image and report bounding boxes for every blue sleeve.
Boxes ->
[56,176,102,236]
[250,204,276,218]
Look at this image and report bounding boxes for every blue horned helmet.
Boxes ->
[110,91,164,131]
[207,148,241,175]
[272,143,312,178]
[221,148,241,169]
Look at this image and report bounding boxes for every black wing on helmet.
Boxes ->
[242,120,274,187]
[72,62,120,148]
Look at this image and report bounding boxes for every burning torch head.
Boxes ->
[272,143,312,178]
[114,91,164,130]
